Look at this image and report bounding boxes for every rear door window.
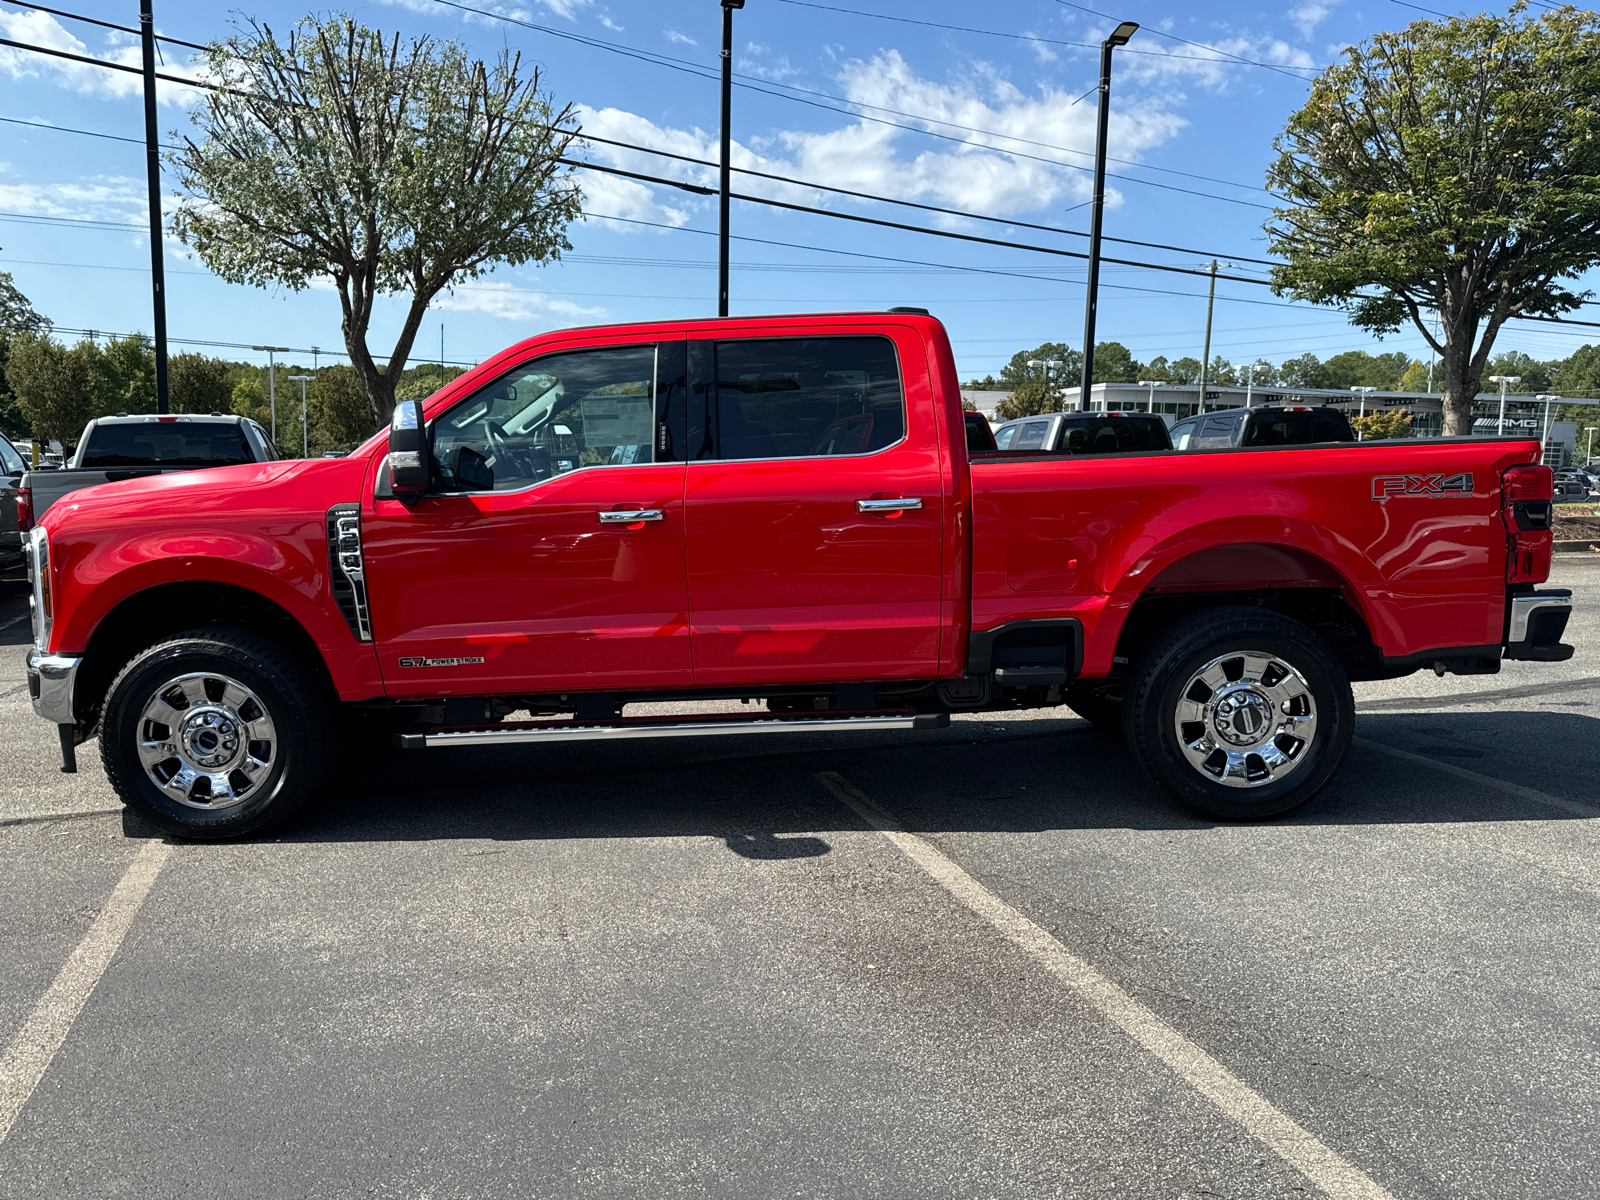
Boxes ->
[1198,415,1240,444]
[1244,409,1356,446]
[1170,420,1196,450]
[994,424,1017,449]
[710,336,904,460]
[1014,420,1051,450]
[0,439,24,475]
[78,422,255,469]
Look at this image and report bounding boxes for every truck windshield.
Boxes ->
[78,423,255,469]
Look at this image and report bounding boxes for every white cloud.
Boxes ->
[1021,33,1058,65]
[576,51,1188,224]
[740,42,799,82]
[1287,1,1335,39]
[1118,34,1316,89]
[662,28,697,47]
[435,281,604,321]
[574,164,692,231]
[0,8,207,104]
[0,174,144,221]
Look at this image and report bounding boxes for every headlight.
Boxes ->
[27,527,51,650]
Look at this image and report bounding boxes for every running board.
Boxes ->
[394,709,949,749]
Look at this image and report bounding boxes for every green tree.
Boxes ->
[1553,344,1600,397]
[231,378,271,428]
[1278,353,1328,389]
[961,374,999,390]
[82,335,156,416]
[0,271,51,441]
[1241,359,1280,387]
[1397,360,1432,392]
[1141,356,1172,383]
[1268,6,1600,434]
[1351,408,1414,439]
[1483,350,1555,395]
[172,15,582,427]
[995,375,1062,421]
[308,364,382,451]
[4,334,95,446]
[998,343,1078,391]
[1090,341,1142,384]
[1166,356,1203,385]
[169,352,233,414]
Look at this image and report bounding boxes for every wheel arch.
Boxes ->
[1103,537,1385,682]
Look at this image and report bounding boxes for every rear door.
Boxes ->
[682,329,947,686]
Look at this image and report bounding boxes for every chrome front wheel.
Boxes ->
[1173,651,1317,788]
[135,672,278,810]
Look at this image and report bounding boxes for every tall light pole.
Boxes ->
[1536,393,1559,462]
[139,0,169,413]
[1349,385,1377,419]
[1487,375,1521,436]
[1196,258,1218,408]
[1242,362,1257,408]
[718,0,745,318]
[1138,379,1163,413]
[288,375,313,458]
[1029,358,1065,407]
[1586,425,1596,463]
[252,345,290,443]
[1078,19,1138,400]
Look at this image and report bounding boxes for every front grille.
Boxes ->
[325,504,372,642]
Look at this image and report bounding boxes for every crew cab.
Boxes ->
[23,312,1574,839]
[20,413,276,528]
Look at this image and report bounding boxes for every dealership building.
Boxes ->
[965,384,1597,467]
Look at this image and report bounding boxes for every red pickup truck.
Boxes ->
[24,311,1574,839]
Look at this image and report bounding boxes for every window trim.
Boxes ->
[425,341,674,498]
[691,333,909,464]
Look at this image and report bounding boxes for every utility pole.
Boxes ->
[1488,374,1521,436]
[717,0,745,318]
[1078,20,1138,399]
[1196,259,1217,414]
[139,0,169,413]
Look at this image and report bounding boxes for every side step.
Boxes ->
[394,708,949,749]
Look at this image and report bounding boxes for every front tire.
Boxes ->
[1123,606,1353,821]
[99,628,333,839]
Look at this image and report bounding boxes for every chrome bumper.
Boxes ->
[26,648,83,726]
[1505,589,1574,662]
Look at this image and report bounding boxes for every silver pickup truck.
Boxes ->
[21,413,277,525]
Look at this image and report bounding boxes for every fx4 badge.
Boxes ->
[1371,473,1473,500]
[398,656,486,668]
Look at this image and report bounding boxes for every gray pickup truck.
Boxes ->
[21,413,276,524]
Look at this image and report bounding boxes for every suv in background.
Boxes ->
[992,410,1172,453]
[1170,405,1356,450]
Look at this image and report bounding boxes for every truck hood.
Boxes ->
[40,459,349,530]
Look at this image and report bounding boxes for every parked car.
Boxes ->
[20,413,277,528]
[0,436,26,573]
[1169,405,1355,450]
[23,310,1572,840]
[992,410,1171,453]
[1552,470,1591,501]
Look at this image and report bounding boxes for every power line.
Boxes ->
[1051,0,1317,81]
[775,0,1319,78]
[4,0,209,52]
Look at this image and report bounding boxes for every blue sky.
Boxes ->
[0,0,1592,380]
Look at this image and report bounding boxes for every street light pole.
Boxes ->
[717,0,745,319]
[1487,375,1521,437]
[288,375,313,458]
[1243,363,1256,408]
[1137,379,1163,413]
[252,345,290,443]
[1078,20,1138,400]
[1536,393,1559,462]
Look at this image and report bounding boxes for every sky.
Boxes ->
[1,0,1596,383]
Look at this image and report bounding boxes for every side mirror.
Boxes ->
[388,398,429,500]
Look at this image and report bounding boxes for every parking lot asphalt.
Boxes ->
[1,561,1596,1198]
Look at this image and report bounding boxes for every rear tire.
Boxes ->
[99,627,333,840]
[1122,606,1353,821]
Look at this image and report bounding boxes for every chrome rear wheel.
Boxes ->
[1173,651,1317,788]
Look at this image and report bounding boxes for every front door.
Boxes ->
[363,338,693,698]
[683,330,947,687]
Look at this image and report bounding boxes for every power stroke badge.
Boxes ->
[1371,473,1473,500]
[398,656,486,668]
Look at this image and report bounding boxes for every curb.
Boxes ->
[1554,540,1600,552]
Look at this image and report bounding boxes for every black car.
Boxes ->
[1169,405,1356,450]
[0,437,25,573]
[992,410,1172,453]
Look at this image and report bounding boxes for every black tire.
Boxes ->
[99,627,333,840]
[1062,683,1123,733]
[1122,606,1353,821]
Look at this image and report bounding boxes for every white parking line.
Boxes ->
[0,838,173,1146]
[1354,737,1599,818]
[815,770,1398,1200]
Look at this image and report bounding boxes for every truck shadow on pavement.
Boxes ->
[258,708,1600,852]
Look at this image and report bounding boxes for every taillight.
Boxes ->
[16,486,31,533]
[1502,463,1553,583]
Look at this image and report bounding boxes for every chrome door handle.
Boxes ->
[598,509,665,523]
[856,498,923,513]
